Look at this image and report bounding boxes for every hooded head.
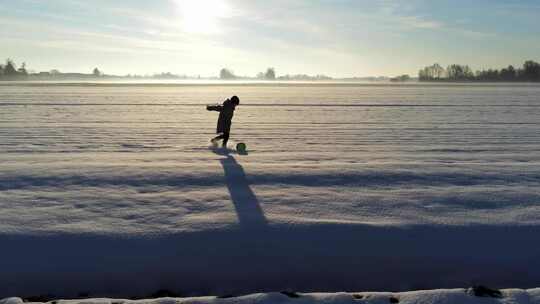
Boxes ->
[230,95,240,106]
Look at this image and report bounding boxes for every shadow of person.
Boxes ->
[217,153,267,229]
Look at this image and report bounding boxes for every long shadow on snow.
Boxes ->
[218,152,267,229]
[2,149,539,297]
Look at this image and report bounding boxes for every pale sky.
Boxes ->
[1,0,539,77]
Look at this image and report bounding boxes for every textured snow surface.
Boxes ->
[3,288,540,304]
[1,83,540,296]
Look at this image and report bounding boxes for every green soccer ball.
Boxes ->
[236,142,247,153]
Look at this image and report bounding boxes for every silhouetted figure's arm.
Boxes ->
[206,104,223,111]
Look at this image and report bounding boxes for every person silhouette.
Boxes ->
[208,96,240,147]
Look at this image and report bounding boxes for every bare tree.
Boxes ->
[220,68,236,79]
[265,67,276,80]
[93,68,102,77]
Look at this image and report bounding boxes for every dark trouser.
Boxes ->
[213,132,230,147]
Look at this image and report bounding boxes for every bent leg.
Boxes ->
[211,133,225,143]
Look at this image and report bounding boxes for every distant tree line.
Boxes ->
[0,59,29,80]
[220,67,278,80]
[220,67,331,81]
[277,74,332,81]
[390,74,411,82]
[0,59,110,80]
[419,60,540,82]
[257,68,276,80]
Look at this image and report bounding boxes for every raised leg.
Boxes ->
[211,133,225,143]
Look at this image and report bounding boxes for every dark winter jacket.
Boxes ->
[216,99,236,134]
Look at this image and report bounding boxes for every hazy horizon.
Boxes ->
[1,0,539,77]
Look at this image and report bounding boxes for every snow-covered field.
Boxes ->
[1,83,540,298]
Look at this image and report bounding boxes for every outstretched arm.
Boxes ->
[206,105,223,112]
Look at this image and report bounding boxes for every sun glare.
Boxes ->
[174,0,230,34]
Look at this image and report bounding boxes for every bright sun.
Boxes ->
[174,0,230,34]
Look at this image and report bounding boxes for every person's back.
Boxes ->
[217,99,235,132]
[209,96,240,147]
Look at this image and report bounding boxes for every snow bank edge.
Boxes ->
[3,288,540,304]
